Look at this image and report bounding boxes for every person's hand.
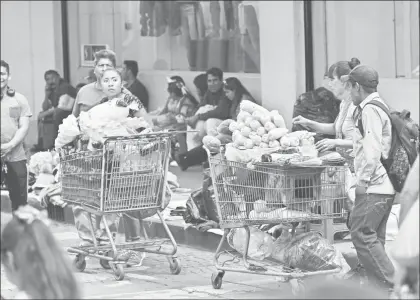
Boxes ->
[1,143,15,156]
[315,139,336,153]
[186,115,199,127]
[355,185,368,195]
[45,84,53,96]
[115,98,128,107]
[292,115,312,128]
[175,115,185,124]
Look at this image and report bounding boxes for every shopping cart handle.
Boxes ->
[103,130,198,142]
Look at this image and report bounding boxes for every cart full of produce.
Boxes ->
[56,100,182,281]
[202,100,350,296]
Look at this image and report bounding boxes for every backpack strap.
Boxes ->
[357,98,391,137]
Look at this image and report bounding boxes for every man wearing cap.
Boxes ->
[341,65,395,291]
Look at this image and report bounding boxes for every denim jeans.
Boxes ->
[2,160,27,211]
[350,193,395,288]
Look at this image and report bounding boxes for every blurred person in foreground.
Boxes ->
[1,205,81,299]
[1,60,32,211]
[121,60,149,111]
[341,65,395,292]
[391,156,419,299]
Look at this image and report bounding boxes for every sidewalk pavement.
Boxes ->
[1,164,399,271]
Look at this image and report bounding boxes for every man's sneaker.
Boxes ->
[343,264,367,284]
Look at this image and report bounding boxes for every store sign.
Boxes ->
[81,44,109,67]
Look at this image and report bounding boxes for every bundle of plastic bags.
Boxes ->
[270,230,350,275]
[28,151,57,176]
[227,227,274,261]
[55,115,81,149]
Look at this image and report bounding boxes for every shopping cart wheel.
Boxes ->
[73,254,87,272]
[111,263,125,281]
[169,257,181,275]
[99,251,113,270]
[211,271,225,289]
[290,279,305,296]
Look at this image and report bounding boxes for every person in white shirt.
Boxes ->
[341,65,395,291]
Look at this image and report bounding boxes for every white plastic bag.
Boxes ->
[227,227,274,261]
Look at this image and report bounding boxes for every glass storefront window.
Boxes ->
[121,1,261,73]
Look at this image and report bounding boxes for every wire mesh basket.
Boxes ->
[59,134,171,213]
[207,154,348,228]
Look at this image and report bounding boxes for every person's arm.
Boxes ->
[334,139,353,149]
[198,97,231,121]
[307,120,336,135]
[356,106,385,187]
[7,95,32,149]
[57,94,76,112]
[72,89,82,117]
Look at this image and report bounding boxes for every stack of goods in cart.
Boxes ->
[202,100,348,221]
[27,100,159,210]
[203,100,346,166]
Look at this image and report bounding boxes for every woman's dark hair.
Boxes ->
[327,57,361,79]
[193,73,208,97]
[224,77,254,102]
[76,83,86,90]
[206,67,223,80]
[167,76,185,97]
[1,215,81,299]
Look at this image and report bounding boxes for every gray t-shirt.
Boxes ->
[72,82,106,117]
[1,92,33,162]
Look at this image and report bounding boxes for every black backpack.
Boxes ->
[358,100,419,192]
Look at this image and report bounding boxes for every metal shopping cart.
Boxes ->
[59,133,181,280]
[204,146,348,295]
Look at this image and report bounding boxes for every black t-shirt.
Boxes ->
[127,79,149,111]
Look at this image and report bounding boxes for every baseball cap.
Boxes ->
[84,69,96,81]
[340,65,379,88]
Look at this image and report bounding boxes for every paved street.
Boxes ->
[0,221,293,299]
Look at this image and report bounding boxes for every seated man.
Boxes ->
[122,60,149,111]
[186,67,231,148]
[33,70,77,151]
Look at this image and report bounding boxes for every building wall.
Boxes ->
[312,1,419,122]
[1,1,62,146]
[65,1,306,128]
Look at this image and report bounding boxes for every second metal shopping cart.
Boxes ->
[59,133,180,280]
[204,146,349,295]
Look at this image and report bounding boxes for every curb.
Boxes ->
[143,218,360,268]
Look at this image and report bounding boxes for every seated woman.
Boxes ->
[151,76,199,154]
[176,77,255,171]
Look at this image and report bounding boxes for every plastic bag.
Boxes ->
[270,231,350,274]
[227,227,274,261]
